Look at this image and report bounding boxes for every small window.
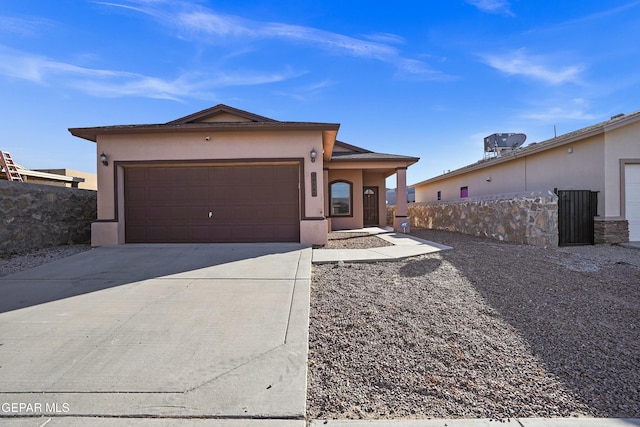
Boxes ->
[330,181,353,216]
[460,186,469,198]
[437,191,441,201]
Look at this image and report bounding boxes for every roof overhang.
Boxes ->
[69,121,341,143]
[328,155,420,178]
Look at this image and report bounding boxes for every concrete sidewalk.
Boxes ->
[309,419,640,426]
[312,227,452,263]
[3,417,638,426]
[0,244,311,422]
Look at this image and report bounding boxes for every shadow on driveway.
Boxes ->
[0,243,306,314]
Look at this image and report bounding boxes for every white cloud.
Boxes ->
[362,32,405,45]
[0,16,54,36]
[101,1,449,80]
[481,49,583,85]
[521,107,597,122]
[0,45,300,100]
[466,0,514,16]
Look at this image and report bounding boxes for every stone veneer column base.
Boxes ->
[594,219,629,244]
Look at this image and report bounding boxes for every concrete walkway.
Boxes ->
[312,227,452,264]
[620,241,640,249]
[0,244,311,422]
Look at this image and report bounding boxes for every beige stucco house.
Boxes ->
[69,104,418,246]
[413,111,640,243]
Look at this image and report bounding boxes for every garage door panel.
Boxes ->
[126,227,148,243]
[252,185,275,202]
[188,186,209,203]
[167,206,190,221]
[126,168,147,182]
[186,226,212,242]
[127,206,148,222]
[126,187,146,203]
[125,164,300,243]
[187,206,210,221]
[252,166,275,181]
[187,167,209,182]
[146,168,168,181]
[208,186,230,203]
[145,226,167,242]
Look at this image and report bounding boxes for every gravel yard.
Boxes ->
[308,229,640,420]
[326,232,394,249]
[0,245,91,277]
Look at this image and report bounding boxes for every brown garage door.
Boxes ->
[124,164,300,243]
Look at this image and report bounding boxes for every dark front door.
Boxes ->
[363,186,379,226]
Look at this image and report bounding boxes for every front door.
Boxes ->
[363,186,379,226]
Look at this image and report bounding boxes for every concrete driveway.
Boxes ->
[0,244,311,423]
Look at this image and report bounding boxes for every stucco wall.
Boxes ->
[415,135,605,216]
[95,129,325,244]
[604,119,640,218]
[391,190,559,248]
[0,180,97,255]
[327,169,363,230]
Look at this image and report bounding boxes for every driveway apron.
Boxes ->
[0,244,311,420]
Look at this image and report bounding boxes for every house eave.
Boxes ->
[69,121,341,143]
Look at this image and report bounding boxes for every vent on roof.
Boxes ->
[484,133,526,159]
[610,113,625,120]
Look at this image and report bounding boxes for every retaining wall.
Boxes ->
[389,190,559,248]
[0,180,97,255]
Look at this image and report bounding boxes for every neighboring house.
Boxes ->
[69,104,418,246]
[386,187,416,205]
[33,169,97,190]
[0,152,92,188]
[412,111,640,243]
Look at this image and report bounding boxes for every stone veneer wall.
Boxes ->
[594,219,629,244]
[389,190,560,248]
[0,180,97,255]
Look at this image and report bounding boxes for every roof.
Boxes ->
[333,140,372,153]
[68,104,340,142]
[167,104,277,124]
[67,103,419,168]
[331,151,419,163]
[330,140,418,164]
[413,109,640,187]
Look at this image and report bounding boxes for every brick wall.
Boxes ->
[0,180,97,255]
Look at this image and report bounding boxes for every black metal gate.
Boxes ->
[557,190,598,246]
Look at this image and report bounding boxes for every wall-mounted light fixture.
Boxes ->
[100,152,109,167]
[486,175,492,182]
[204,136,210,141]
[310,148,317,163]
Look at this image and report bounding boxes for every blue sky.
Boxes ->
[1,0,639,185]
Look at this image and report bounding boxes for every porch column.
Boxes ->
[394,167,410,233]
[323,168,331,231]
